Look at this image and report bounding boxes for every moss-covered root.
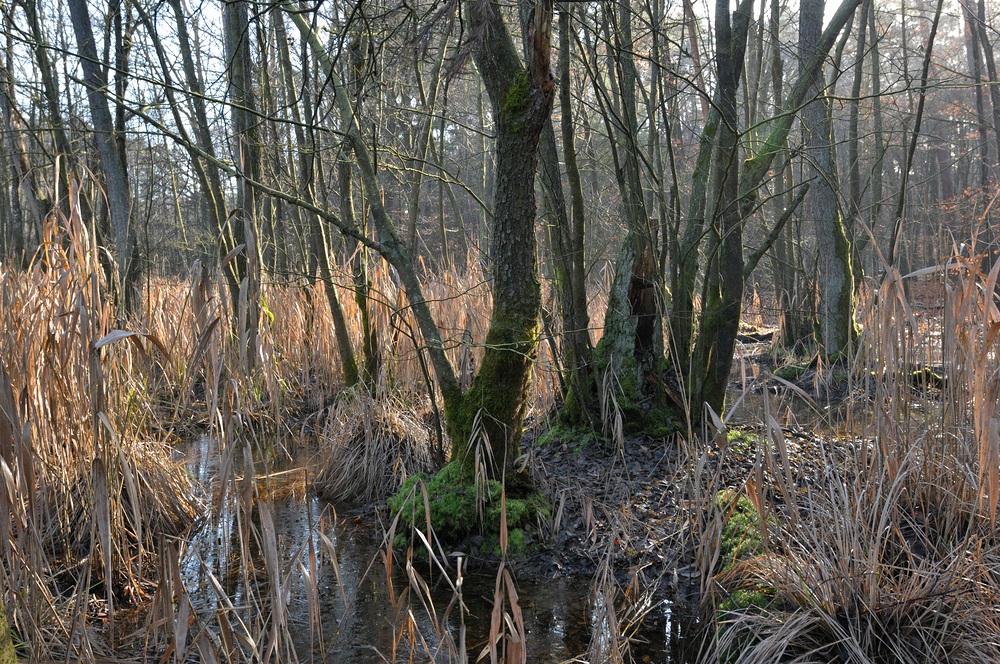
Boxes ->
[388,461,548,556]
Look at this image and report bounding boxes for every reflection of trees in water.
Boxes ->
[176,439,689,660]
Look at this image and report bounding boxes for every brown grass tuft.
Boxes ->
[697,249,1000,664]
[313,390,436,503]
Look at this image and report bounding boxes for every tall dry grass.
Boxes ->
[0,181,200,659]
[0,172,594,660]
[695,250,1000,663]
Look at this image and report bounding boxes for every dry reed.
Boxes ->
[697,250,1000,663]
[0,180,199,659]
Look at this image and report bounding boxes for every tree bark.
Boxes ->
[558,6,595,421]
[688,0,863,413]
[687,0,753,413]
[800,0,855,358]
[224,0,261,369]
[594,0,663,421]
[67,0,139,312]
[20,0,70,213]
[449,0,555,474]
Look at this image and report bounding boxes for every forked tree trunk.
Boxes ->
[687,0,753,412]
[682,0,862,414]
[285,0,554,480]
[446,0,555,474]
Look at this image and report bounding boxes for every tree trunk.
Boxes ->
[224,0,261,369]
[534,6,595,424]
[67,0,139,312]
[800,0,855,358]
[974,0,1000,259]
[887,0,945,267]
[447,0,555,475]
[686,0,863,414]
[21,0,69,215]
[168,0,236,308]
[687,0,753,413]
[594,0,663,421]
[285,0,554,479]
[0,62,31,264]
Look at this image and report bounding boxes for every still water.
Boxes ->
[176,437,692,662]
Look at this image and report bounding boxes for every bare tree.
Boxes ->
[67,0,140,311]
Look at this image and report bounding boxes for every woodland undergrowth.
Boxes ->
[3,185,1000,664]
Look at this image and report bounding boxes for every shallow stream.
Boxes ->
[176,437,693,662]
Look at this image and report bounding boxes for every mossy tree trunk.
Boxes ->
[800,0,855,358]
[445,0,555,476]
[285,0,554,481]
[594,0,663,417]
[686,0,753,413]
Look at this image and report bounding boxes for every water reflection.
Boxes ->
[176,438,689,662]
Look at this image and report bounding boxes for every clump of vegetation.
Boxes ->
[715,490,765,570]
[709,489,775,615]
[0,205,201,658]
[313,389,435,503]
[710,470,1000,663]
[699,253,1000,664]
[388,461,547,555]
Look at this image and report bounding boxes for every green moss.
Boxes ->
[0,596,14,664]
[534,424,566,447]
[716,490,765,572]
[535,422,603,450]
[719,586,775,614]
[480,528,527,557]
[774,364,808,381]
[388,461,548,556]
[726,429,761,456]
[713,491,780,627]
[500,69,531,134]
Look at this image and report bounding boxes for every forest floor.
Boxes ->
[514,350,863,590]
[508,276,949,593]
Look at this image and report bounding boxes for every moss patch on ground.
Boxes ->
[714,489,777,615]
[388,461,548,557]
[716,490,766,571]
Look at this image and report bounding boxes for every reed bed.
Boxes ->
[0,179,583,660]
[0,185,200,659]
[695,251,1000,664]
[23,179,1000,663]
